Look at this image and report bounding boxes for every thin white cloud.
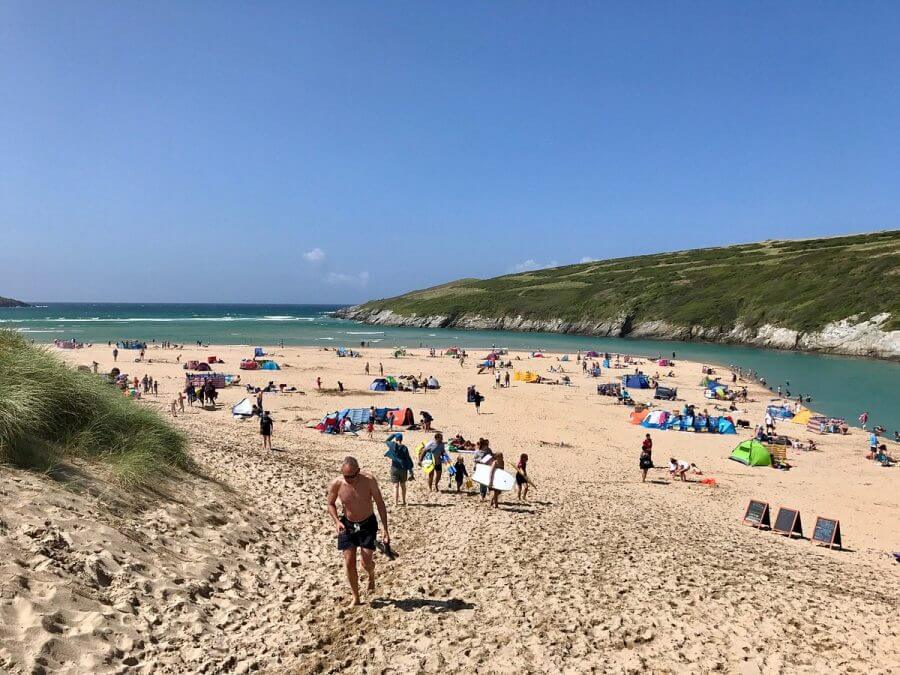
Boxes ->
[510,259,558,273]
[579,256,595,263]
[326,271,369,287]
[303,248,325,263]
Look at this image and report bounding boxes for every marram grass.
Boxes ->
[0,330,190,486]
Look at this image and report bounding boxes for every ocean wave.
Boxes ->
[16,328,81,333]
[345,331,385,335]
[316,337,335,341]
[3,316,319,324]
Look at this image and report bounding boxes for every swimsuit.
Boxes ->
[337,514,378,551]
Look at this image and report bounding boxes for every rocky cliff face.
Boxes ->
[335,307,900,361]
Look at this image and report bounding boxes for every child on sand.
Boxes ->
[367,407,375,437]
[639,447,653,482]
[260,410,274,451]
[669,458,690,481]
[488,452,505,508]
[515,453,530,502]
[453,456,468,492]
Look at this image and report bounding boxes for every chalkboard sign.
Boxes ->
[773,507,803,538]
[742,500,770,529]
[812,517,842,549]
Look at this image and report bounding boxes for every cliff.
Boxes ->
[338,231,900,360]
[0,296,30,308]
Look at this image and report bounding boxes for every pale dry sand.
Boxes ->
[1,343,898,673]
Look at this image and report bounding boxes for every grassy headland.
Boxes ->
[344,231,900,334]
[0,330,189,485]
[0,296,30,307]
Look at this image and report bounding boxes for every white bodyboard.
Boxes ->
[472,463,516,491]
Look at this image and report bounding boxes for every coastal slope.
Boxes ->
[338,231,900,360]
[0,296,29,308]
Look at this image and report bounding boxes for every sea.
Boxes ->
[2,302,898,432]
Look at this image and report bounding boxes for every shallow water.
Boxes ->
[3,302,898,431]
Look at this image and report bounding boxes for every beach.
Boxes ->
[2,343,898,673]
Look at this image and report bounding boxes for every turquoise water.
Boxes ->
[2,302,898,432]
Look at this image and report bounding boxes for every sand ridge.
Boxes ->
[0,343,897,673]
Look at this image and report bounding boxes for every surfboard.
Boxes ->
[472,463,516,491]
[421,454,435,474]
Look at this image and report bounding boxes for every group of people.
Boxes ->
[638,433,702,482]
[139,374,159,396]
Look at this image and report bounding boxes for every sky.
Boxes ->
[1,2,899,304]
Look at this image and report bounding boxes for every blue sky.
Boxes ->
[1,2,898,303]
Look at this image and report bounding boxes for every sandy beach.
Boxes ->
[1,343,898,673]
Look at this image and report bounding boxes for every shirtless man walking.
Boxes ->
[327,457,391,606]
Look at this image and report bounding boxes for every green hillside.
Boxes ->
[0,296,29,308]
[347,231,900,333]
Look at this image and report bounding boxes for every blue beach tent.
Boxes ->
[622,374,650,389]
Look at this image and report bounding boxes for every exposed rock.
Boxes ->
[336,306,900,361]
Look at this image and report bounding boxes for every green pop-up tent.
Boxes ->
[730,440,772,466]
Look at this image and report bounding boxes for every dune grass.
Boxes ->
[0,330,190,486]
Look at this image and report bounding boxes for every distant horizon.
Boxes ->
[5,228,896,306]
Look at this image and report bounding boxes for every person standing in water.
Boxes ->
[326,457,390,607]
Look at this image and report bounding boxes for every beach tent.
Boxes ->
[187,373,227,388]
[240,359,259,370]
[597,382,620,396]
[730,440,772,466]
[388,407,415,427]
[116,340,146,350]
[622,374,650,389]
[254,347,266,357]
[369,378,389,392]
[560,355,570,362]
[426,376,440,389]
[641,410,669,429]
[193,362,211,372]
[446,347,460,355]
[259,361,281,370]
[629,409,649,425]
[654,386,677,401]
[585,351,599,358]
[514,371,539,383]
[705,384,729,399]
[338,408,372,426]
[766,405,794,420]
[717,417,737,434]
[385,376,399,390]
[700,376,719,388]
[658,359,670,366]
[232,397,254,418]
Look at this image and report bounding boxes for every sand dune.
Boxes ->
[1,344,897,673]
